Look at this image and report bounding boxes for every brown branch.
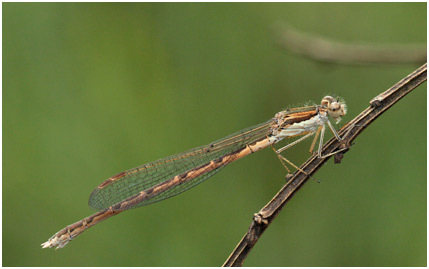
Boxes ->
[223,63,427,267]
[275,24,427,65]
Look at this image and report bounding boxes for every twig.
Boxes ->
[222,63,427,267]
[275,24,427,65]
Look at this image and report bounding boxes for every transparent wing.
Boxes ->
[88,119,274,211]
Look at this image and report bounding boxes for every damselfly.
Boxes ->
[42,96,346,249]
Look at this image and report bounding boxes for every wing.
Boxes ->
[88,119,274,211]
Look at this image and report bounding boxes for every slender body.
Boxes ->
[42,96,346,249]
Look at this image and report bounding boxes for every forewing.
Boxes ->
[88,119,273,211]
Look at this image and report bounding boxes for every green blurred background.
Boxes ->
[3,3,426,266]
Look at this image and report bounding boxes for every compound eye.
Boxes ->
[330,102,340,112]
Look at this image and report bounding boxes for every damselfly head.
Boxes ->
[321,96,347,123]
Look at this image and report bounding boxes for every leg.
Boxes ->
[326,119,342,141]
[271,141,319,183]
[317,124,326,157]
[317,120,349,158]
[309,126,322,154]
[276,132,315,154]
[271,144,291,174]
